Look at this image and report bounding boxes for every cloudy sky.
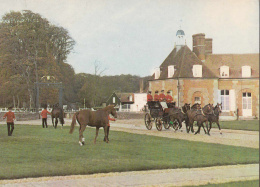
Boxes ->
[0,0,258,76]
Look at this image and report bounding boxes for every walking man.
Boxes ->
[40,106,51,128]
[3,107,16,136]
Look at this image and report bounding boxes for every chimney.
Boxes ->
[205,38,213,54]
[139,78,144,93]
[192,33,205,62]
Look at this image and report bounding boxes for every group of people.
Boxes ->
[147,90,174,103]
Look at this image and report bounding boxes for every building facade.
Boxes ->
[149,31,259,119]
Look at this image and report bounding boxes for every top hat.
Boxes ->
[148,91,152,94]
[155,90,159,93]
[161,90,164,92]
[8,106,13,110]
[167,90,170,93]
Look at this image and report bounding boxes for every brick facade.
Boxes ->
[148,32,259,118]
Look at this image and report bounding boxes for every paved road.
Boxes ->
[0,119,259,186]
[1,164,258,186]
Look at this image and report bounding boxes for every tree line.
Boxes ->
[0,10,150,109]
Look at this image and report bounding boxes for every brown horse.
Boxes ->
[51,104,64,129]
[186,104,214,135]
[208,103,222,134]
[69,105,117,146]
[168,103,191,132]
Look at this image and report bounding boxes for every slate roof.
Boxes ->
[205,54,259,78]
[115,92,134,103]
[155,45,217,80]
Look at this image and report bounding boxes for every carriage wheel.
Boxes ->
[155,118,163,131]
[163,119,170,129]
[145,113,152,130]
[172,119,179,131]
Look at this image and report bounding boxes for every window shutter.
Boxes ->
[229,89,236,111]
[217,90,221,104]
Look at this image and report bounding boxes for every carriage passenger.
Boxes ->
[165,91,173,103]
[154,90,159,101]
[147,91,153,102]
[3,107,15,136]
[40,106,51,128]
[159,90,166,102]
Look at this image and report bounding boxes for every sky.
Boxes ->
[0,0,258,77]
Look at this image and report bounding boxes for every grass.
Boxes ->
[184,179,259,187]
[211,120,259,131]
[0,125,259,179]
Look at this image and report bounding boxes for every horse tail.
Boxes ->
[69,112,79,134]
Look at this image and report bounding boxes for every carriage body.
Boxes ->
[144,101,177,131]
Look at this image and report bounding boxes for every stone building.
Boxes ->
[148,30,259,119]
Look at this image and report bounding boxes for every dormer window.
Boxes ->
[220,66,229,78]
[242,66,251,77]
[154,67,160,79]
[168,65,175,78]
[192,65,202,77]
[129,95,133,102]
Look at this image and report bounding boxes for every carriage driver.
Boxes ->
[147,91,153,102]
[165,91,173,103]
[154,90,159,101]
[159,90,166,102]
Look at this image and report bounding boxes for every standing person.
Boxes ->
[3,107,16,136]
[165,91,173,103]
[147,91,153,102]
[104,115,116,142]
[40,106,51,128]
[154,90,159,101]
[159,90,166,102]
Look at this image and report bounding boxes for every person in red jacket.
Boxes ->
[3,107,16,136]
[165,91,173,103]
[147,91,153,102]
[159,90,166,102]
[40,106,51,128]
[104,115,116,141]
[154,90,159,101]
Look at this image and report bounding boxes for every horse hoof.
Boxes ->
[79,141,83,146]
[220,133,222,135]
[82,141,85,145]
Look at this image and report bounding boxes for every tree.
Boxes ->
[0,10,75,108]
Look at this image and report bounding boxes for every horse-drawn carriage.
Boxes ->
[144,101,179,131]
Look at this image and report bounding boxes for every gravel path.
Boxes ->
[0,118,259,186]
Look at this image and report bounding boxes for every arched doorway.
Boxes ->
[192,91,203,105]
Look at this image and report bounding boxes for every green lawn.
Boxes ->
[0,125,259,179]
[184,179,259,187]
[211,120,259,131]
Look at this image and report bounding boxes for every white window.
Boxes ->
[221,90,229,111]
[168,65,175,78]
[242,66,251,77]
[154,68,160,79]
[113,97,115,103]
[129,95,132,102]
[242,92,252,116]
[193,65,202,77]
[220,66,229,78]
